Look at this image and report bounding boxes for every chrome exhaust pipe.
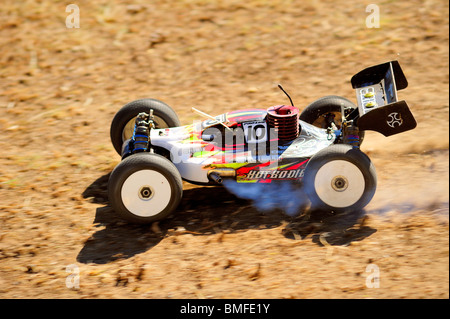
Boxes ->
[208,172,223,184]
[207,168,236,184]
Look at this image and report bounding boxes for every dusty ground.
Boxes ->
[0,0,448,299]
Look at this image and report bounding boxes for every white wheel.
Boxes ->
[304,144,376,213]
[121,170,172,217]
[314,160,365,208]
[108,153,183,224]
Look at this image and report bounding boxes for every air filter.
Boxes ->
[266,105,300,141]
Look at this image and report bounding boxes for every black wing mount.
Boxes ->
[351,60,416,137]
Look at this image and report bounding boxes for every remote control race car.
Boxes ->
[108,61,417,224]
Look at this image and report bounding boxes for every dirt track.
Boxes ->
[0,0,448,299]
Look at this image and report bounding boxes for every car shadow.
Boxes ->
[77,173,376,264]
[282,209,377,246]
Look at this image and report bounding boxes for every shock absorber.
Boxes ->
[131,112,150,153]
[342,120,360,148]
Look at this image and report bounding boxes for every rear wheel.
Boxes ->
[300,95,365,144]
[303,144,376,213]
[108,153,183,224]
[110,98,180,155]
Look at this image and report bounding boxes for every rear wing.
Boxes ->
[351,61,417,136]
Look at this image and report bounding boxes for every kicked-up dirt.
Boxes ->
[0,0,448,299]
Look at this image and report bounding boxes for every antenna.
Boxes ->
[278,84,294,107]
[192,107,233,132]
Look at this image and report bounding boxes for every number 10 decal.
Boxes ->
[242,121,268,143]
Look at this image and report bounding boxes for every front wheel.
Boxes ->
[110,98,181,155]
[303,144,377,213]
[108,153,183,224]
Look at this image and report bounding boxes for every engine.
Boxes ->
[266,105,300,141]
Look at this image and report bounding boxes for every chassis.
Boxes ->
[107,61,417,224]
